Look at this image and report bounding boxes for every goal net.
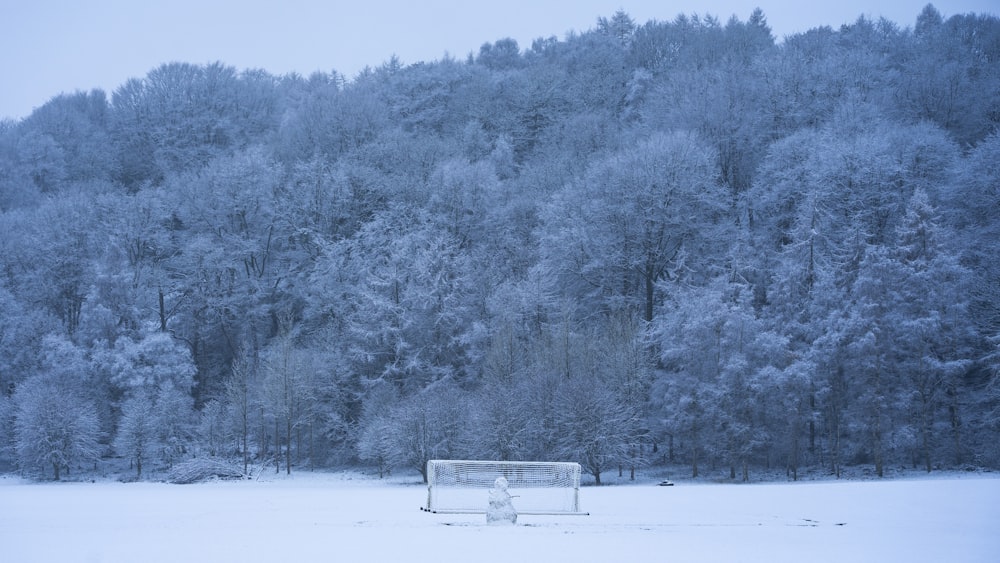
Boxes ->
[422,460,586,515]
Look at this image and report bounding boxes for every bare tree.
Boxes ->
[261,331,316,475]
[225,344,257,475]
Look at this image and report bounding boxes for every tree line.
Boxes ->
[1,5,998,483]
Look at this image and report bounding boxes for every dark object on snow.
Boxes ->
[658,480,674,486]
[167,458,245,484]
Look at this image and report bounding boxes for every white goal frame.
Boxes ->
[421,459,587,515]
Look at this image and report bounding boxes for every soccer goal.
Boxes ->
[421,460,587,515]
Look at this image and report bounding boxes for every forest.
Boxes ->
[0,5,998,484]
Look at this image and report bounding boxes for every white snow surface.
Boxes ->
[2,471,998,563]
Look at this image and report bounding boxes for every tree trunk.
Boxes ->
[789,423,800,482]
[873,414,884,478]
[308,422,314,471]
[922,398,932,473]
[242,416,249,476]
[158,287,167,332]
[832,412,842,479]
[644,270,655,323]
[809,392,816,454]
[872,347,885,478]
[948,386,962,465]
[285,416,292,475]
[259,406,268,466]
[830,362,846,479]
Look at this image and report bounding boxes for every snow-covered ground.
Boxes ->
[2,471,998,563]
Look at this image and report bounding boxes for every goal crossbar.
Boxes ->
[423,460,588,515]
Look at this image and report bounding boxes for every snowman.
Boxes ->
[486,476,517,525]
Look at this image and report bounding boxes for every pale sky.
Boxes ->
[2,0,996,121]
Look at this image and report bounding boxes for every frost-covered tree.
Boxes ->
[949,133,1000,381]
[539,131,724,323]
[150,384,196,469]
[472,322,533,461]
[355,380,400,477]
[0,284,54,396]
[196,399,229,459]
[86,190,179,341]
[554,371,637,485]
[884,190,973,469]
[4,195,98,337]
[0,393,14,465]
[224,343,257,475]
[17,90,113,187]
[597,10,636,46]
[114,392,156,479]
[650,276,782,479]
[103,331,196,394]
[356,412,396,478]
[331,206,480,391]
[367,382,473,483]
[110,62,279,188]
[261,331,317,475]
[14,374,100,480]
[275,71,387,163]
[600,311,652,479]
[845,248,893,476]
[900,10,1000,146]
[95,330,197,469]
[476,38,522,70]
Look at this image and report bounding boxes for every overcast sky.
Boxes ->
[2,0,996,121]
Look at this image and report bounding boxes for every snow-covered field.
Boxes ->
[2,471,998,563]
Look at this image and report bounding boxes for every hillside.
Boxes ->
[1,6,998,482]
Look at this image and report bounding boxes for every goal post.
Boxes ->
[422,460,587,515]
